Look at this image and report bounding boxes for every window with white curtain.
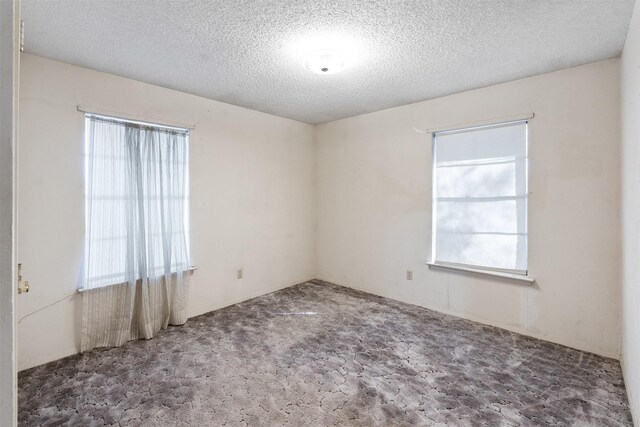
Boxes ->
[83,114,190,289]
[431,120,528,274]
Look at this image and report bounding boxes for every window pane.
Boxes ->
[436,161,524,198]
[435,233,527,271]
[436,199,526,235]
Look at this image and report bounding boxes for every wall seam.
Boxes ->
[312,124,319,279]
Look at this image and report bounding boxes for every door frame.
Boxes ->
[0,0,19,425]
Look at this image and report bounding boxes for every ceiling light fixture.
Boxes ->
[303,49,347,75]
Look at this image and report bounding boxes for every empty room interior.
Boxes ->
[4,0,640,425]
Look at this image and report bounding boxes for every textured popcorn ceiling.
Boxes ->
[22,0,635,124]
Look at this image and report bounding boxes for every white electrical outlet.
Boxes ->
[237,269,243,280]
[406,270,413,281]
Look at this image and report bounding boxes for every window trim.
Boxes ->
[78,266,198,293]
[429,117,532,282]
[426,261,535,283]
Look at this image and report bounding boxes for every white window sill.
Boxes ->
[78,266,197,293]
[426,262,535,284]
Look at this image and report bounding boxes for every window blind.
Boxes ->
[432,120,528,274]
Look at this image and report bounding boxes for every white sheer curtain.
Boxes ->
[82,115,190,352]
[432,121,528,273]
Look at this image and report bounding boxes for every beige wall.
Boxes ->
[621,0,640,423]
[316,59,622,358]
[18,53,625,372]
[17,54,316,370]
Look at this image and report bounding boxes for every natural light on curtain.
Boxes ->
[432,121,528,273]
[82,114,191,351]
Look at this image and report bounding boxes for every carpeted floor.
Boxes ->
[19,280,632,426]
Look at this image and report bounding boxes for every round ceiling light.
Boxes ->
[303,50,347,75]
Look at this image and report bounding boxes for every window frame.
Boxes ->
[427,118,534,283]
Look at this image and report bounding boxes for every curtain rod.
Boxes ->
[77,105,196,131]
[426,112,534,135]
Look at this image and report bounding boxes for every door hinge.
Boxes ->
[17,263,29,294]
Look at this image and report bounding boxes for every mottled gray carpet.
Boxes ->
[19,280,632,426]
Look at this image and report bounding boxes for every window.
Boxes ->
[431,120,528,275]
[84,114,190,289]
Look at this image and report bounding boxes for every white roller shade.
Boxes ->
[432,120,528,274]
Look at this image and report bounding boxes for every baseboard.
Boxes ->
[187,277,314,319]
[20,277,618,372]
[19,346,80,372]
[313,278,620,360]
[20,278,314,372]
